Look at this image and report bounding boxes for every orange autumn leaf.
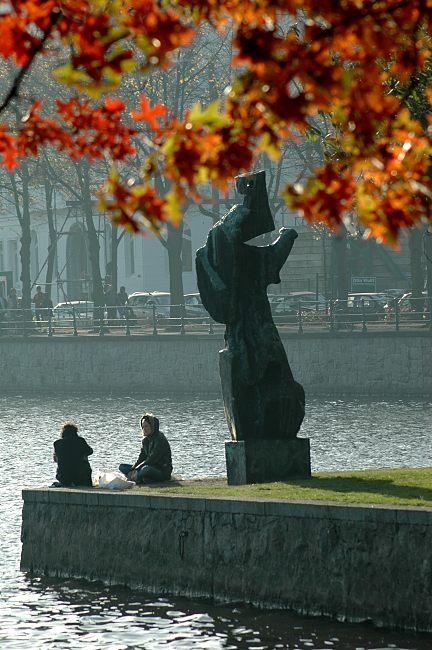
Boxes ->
[0,0,429,242]
[131,96,167,131]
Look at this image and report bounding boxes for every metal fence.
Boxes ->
[0,297,431,337]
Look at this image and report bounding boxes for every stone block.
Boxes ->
[225,438,311,485]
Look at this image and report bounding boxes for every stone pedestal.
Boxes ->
[225,438,311,485]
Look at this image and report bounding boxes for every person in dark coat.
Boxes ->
[33,285,46,322]
[53,422,93,487]
[119,413,172,483]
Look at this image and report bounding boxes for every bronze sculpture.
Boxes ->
[196,171,310,483]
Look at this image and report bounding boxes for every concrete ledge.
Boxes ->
[22,488,432,524]
[2,332,432,395]
[21,488,432,632]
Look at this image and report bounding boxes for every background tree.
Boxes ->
[393,56,432,300]
[8,162,32,312]
[0,1,429,249]
[121,24,232,308]
[41,165,57,301]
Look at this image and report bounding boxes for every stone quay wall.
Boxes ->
[21,488,432,632]
[1,331,431,396]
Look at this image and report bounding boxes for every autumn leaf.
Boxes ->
[188,101,229,129]
[131,96,167,130]
[163,189,183,225]
[0,0,430,240]
[104,97,125,112]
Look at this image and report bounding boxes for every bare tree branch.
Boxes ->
[0,11,60,116]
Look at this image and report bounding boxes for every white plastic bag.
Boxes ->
[95,471,135,490]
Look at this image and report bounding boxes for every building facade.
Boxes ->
[0,187,215,305]
[0,184,417,306]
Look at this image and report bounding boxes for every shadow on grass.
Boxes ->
[290,476,432,502]
[140,478,183,488]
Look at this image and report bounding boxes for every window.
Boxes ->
[0,241,4,270]
[129,295,148,306]
[186,296,199,306]
[182,225,192,272]
[125,232,135,276]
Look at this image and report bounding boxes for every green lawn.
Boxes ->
[133,467,432,507]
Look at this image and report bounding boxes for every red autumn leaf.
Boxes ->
[0,127,19,171]
[0,0,429,240]
[131,96,167,131]
[104,97,125,112]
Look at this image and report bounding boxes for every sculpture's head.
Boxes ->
[235,170,275,242]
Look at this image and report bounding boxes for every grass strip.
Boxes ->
[132,467,432,507]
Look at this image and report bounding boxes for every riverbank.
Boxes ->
[21,467,432,633]
[2,330,432,395]
[129,466,432,507]
[8,393,432,647]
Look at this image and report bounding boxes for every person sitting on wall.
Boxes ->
[119,413,172,484]
[52,421,93,487]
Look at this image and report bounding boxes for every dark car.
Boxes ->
[273,292,327,316]
[334,294,386,327]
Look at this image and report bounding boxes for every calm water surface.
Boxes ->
[1,393,431,649]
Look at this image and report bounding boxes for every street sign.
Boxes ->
[351,276,376,293]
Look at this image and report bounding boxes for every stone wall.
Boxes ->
[21,488,432,632]
[1,331,431,395]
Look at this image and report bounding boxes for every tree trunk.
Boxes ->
[110,224,119,295]
[167,221,184,317]
[43,175,56,301]
[154,174,185,316]
[20,165,32,312]
[332,228,349,301]
[330,228,349,328]
[321,234,328,298]
[409,227,424,299]
[80,163,105,319]
[425,227,432,303]
[9,165,32,313]
[211,185,222,224]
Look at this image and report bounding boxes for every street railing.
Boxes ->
[0,297,431,337]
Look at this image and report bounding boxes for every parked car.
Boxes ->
[348,292,388,307]
[274,292,327,316]
[267,293,284,307]
[334,293,386,326]
[184,293,208,319]
[127,292,171,320]
[53,301,95,320]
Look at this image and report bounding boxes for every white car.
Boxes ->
[184,293,207,318]
[53,301,95,320]
[127,292,171,319]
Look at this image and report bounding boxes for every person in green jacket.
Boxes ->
[119,413,172,483]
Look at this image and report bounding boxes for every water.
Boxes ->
[1,393,432,649]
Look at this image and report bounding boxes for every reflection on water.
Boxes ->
[1,393,432,648]
[4,576,432,649]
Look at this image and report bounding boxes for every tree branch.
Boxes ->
[0,11,60,116]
